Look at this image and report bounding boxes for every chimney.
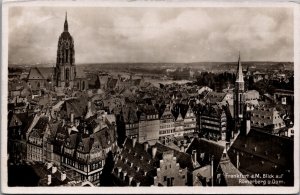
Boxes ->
[183,139,187,145]
[52,166,57,174]
[118,167,122,177]
[61,172,66,181]
[136,166,140,172]
[132,137,137,148]
[123,171,127,181]
[70,113,74,123]
[152,146,157,159]
[236,152,240,169]
[129,176,133,185]
[180,145,185,152]
[254,146,257,152]
[277,153,281,160]
[47,174,52,185]
[192,150,197,165]
[144,171,147,176]
[144,142,149,152]
[130,162,133,167]
[211,155,214,187]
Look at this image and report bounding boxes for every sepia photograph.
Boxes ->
[1,0,299,194]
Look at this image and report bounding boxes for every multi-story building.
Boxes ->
[199,105,227,141]
[250,106,286,135]
[138,105,160,143]
[159,104,175,144]
[27,116,50,162]
[123,106,139,139]
[61,124,117,185]
[183,106,196,135]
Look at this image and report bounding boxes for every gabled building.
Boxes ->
[27,116,50,162]
[137,105,160,143]
[159,104,175,144]
[250,106,286,135]
[227,129,294,186]
[61,123,117,185]
[112,138,193,186]
[183,106,196,135]
[199,105,227,141]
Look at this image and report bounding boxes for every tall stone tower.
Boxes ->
[55,12,76,88]
[234,53,245,131]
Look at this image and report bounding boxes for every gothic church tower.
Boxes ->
[234,53,245,131]
[55,13,76,88]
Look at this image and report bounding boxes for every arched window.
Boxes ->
[65,68,70,81]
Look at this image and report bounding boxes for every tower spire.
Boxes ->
[64,12,68,32]
[236,52,244,82]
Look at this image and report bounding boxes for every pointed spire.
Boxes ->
[64,12,68,32]
[236,52,244,82]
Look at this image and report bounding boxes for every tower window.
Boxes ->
[65,68,70,81]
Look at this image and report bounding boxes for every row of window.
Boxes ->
[201,119,220,126]
[201,125,220,131]
[159,129,174,135]
[160,124,175,129]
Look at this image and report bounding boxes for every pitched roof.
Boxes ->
[227,129,293,186]
[28,67,53,80]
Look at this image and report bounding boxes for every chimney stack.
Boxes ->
[192,150,197,165]
[236,152,240,169]
[61,172,66,181]
[144,142,148,152]
[70,113,74,123]
[47,174,52,185]
[118,167,122,177]
[129,176,133,185]
[123,171,127,181]
[152,146,157,159]
[52,166,57,174]
[180,145,185,152]
[211,155,214,187]
[132,137,137,148]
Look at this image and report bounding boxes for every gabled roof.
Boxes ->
[227,129,293,186]
[28,67,53,80]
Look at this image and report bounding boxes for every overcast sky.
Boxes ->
[8,6,293,64]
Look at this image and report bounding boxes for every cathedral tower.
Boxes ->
[234,53,245,131]
[55,12,76,88]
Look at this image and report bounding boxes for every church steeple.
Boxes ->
[234,52,245,133]
[236,52,244,83]
[64,12,68,32]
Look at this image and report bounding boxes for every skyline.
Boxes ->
[8,7,293,64]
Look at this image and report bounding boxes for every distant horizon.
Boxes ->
[8,60,294,67]
[9,7,293,64]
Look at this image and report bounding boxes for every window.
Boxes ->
[164,176,167,181]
